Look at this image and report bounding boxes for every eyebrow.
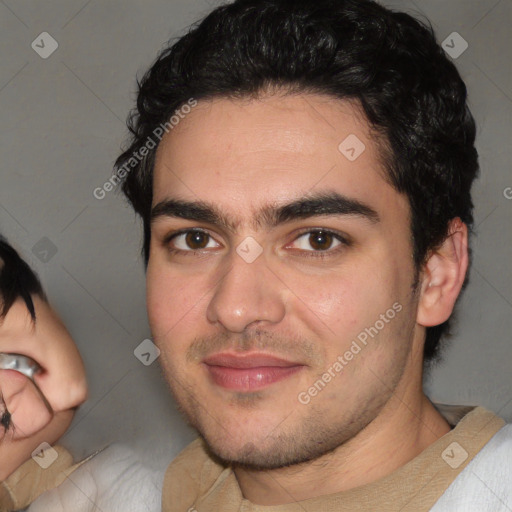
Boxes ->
[151,191,380,232]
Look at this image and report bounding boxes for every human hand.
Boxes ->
[0,296,87,416]
[0,296,88,480]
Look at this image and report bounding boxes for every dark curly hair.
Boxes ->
[114,0,479,365]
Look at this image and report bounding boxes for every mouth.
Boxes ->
[202,352,305,392]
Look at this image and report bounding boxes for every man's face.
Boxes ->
[147,93,422,468]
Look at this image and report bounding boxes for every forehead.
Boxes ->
[152,93,406,225]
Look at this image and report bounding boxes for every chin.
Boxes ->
[198,421,346,471]
[202,436,302,470]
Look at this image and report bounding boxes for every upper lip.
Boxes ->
[202,352,302,369]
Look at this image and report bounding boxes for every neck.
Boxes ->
[233,391,451,505]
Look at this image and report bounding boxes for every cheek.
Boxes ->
[281,268,361,340]
[310,284,359,330]
[146,257,209,339]
[284,259,404,349]
[146,261,166,330]
[146,257,182,336]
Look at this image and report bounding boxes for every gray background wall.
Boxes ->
[0,0,511,473]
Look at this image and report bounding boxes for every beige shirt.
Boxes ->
[162,406,505,512]
[1,406,505,511]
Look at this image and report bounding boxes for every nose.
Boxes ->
[206,249,286,332]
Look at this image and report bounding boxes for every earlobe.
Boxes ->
[417,218,469,327]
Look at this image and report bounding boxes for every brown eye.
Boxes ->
[308,231,334,251]
[169,230,220,252]
[288,229,347,255]
[185,231,210,249]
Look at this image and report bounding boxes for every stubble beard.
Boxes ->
[165,365,400,471]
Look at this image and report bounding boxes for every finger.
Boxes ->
[22,303,88,411]
[0,369,52,439]
[0,297,88,413]
[0,409,74,481]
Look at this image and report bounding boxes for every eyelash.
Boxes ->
[163,228,350,259]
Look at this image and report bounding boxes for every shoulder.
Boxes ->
[27,443,162,512]
[162,437,228,512]
[0,445,76,511]
[432,423,512,511]
[462,422,512,475]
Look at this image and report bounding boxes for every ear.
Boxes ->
[416,218,469,327]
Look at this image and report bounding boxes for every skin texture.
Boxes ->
[147,92,468,505]
[0,295,88,480]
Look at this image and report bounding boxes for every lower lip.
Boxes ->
[204,364,303,391]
